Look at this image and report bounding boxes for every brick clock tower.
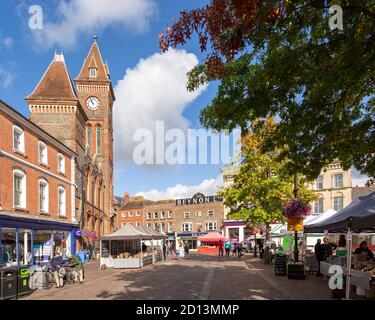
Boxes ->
[26,38,116,248]
[75,39,116,235]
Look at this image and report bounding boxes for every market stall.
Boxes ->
[197,232,226,255]
[136,225,167,263]
[100,223,152,269]
[304,192,375,299]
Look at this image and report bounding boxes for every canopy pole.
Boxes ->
[345,228,352,300]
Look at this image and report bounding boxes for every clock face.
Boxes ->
[86,96,100,111]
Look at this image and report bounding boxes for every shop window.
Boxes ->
[38,141,48,166]
[13,125,25,154]
[53,231,68,257]
[154,223,159,231]
[1,228,17,267]
[18,229,32,265]
[146,223,151,228]
[207,210,214,217]
[58,186,66,216]
[39,179,49,213]
[33,230,52,264]
[13,169,26,208]
[136,222,141,227]
[181,223,192,232]
[205,221,217,231]
[58,153,65,174]
[184,212,190,219]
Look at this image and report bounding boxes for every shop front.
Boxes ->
[176,232,206,252]
[0,213,77,268]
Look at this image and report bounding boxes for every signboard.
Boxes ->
[176,193,222,206]
[287,217,304,232]
[101,241,109,258]
[76,229,97,239]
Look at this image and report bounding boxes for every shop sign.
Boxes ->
[176,193,222,206]
[76,229,97,239]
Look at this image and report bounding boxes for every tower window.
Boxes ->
[86,126,92,154]
[96,125,102,155]
[89,68,97,78]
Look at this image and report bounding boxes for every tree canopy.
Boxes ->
[160,0,375,181]
[220,118,317,227]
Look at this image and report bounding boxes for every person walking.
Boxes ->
[184,241,189,257]
[238,242,244,258]
[232,242,238,256]
[224,240,231,256]
[314,239,323,276]
[218,241,224,256]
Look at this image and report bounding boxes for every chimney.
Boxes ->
[124,192,130,205]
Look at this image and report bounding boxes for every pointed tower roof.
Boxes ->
[75,40,110,82]
[26,52,78,102]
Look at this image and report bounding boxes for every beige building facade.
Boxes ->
[309,160,352,215]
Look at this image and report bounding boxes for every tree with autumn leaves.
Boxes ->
[220,118,317,235]
[160,0,375,183]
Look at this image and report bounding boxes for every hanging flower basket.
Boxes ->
[282,199,311,218]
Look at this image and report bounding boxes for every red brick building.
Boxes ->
[116,193,152,228]
[0,99,78,266]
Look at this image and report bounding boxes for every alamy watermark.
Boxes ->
[132,121,241,165]
[28,5,43,30]
[328,265,344,290]
[328,5,343,31]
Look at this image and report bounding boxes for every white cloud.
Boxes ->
[136,176,223,201]
[33,0,157,49]
[0,68,15,89]
[352,168,370,186]
[113,48,207,164]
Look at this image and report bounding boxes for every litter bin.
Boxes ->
[0,267,18,300]
[18,266,35,298]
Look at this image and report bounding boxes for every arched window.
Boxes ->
[13,169,26,208]
[333,192,344,211]
[86,125,92,154]
[96,125,102,155]
[58,186,66,216]
[38,178,49,213]
[314,194,323,214]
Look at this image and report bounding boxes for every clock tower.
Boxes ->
[75,39,116,234]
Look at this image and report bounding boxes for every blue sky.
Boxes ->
[0,0,233,200]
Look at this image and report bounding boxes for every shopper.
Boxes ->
[238,242,244,258]
[218,241,224,256]
[50,252,64,288]
[354,241,374,261]
[321,236,337,260]
[314,239,323,276]
[184,241,189,257]
[69,255,84,283]
[224,240,231,256]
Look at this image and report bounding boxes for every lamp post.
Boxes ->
[293,173,299,262]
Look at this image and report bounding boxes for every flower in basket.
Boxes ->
[282,199,311,218]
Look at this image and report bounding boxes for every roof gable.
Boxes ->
[26,53,78,102]
[75,41,109,82]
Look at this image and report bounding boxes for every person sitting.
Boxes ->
[354,241,374,261]
[69,255,84,283]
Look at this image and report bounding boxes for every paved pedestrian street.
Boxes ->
[24,254,332,300]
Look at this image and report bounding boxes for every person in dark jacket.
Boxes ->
[354,241,374,261]
[321,237,337,260]
[314,239,323,276]
[50,253,64,287]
